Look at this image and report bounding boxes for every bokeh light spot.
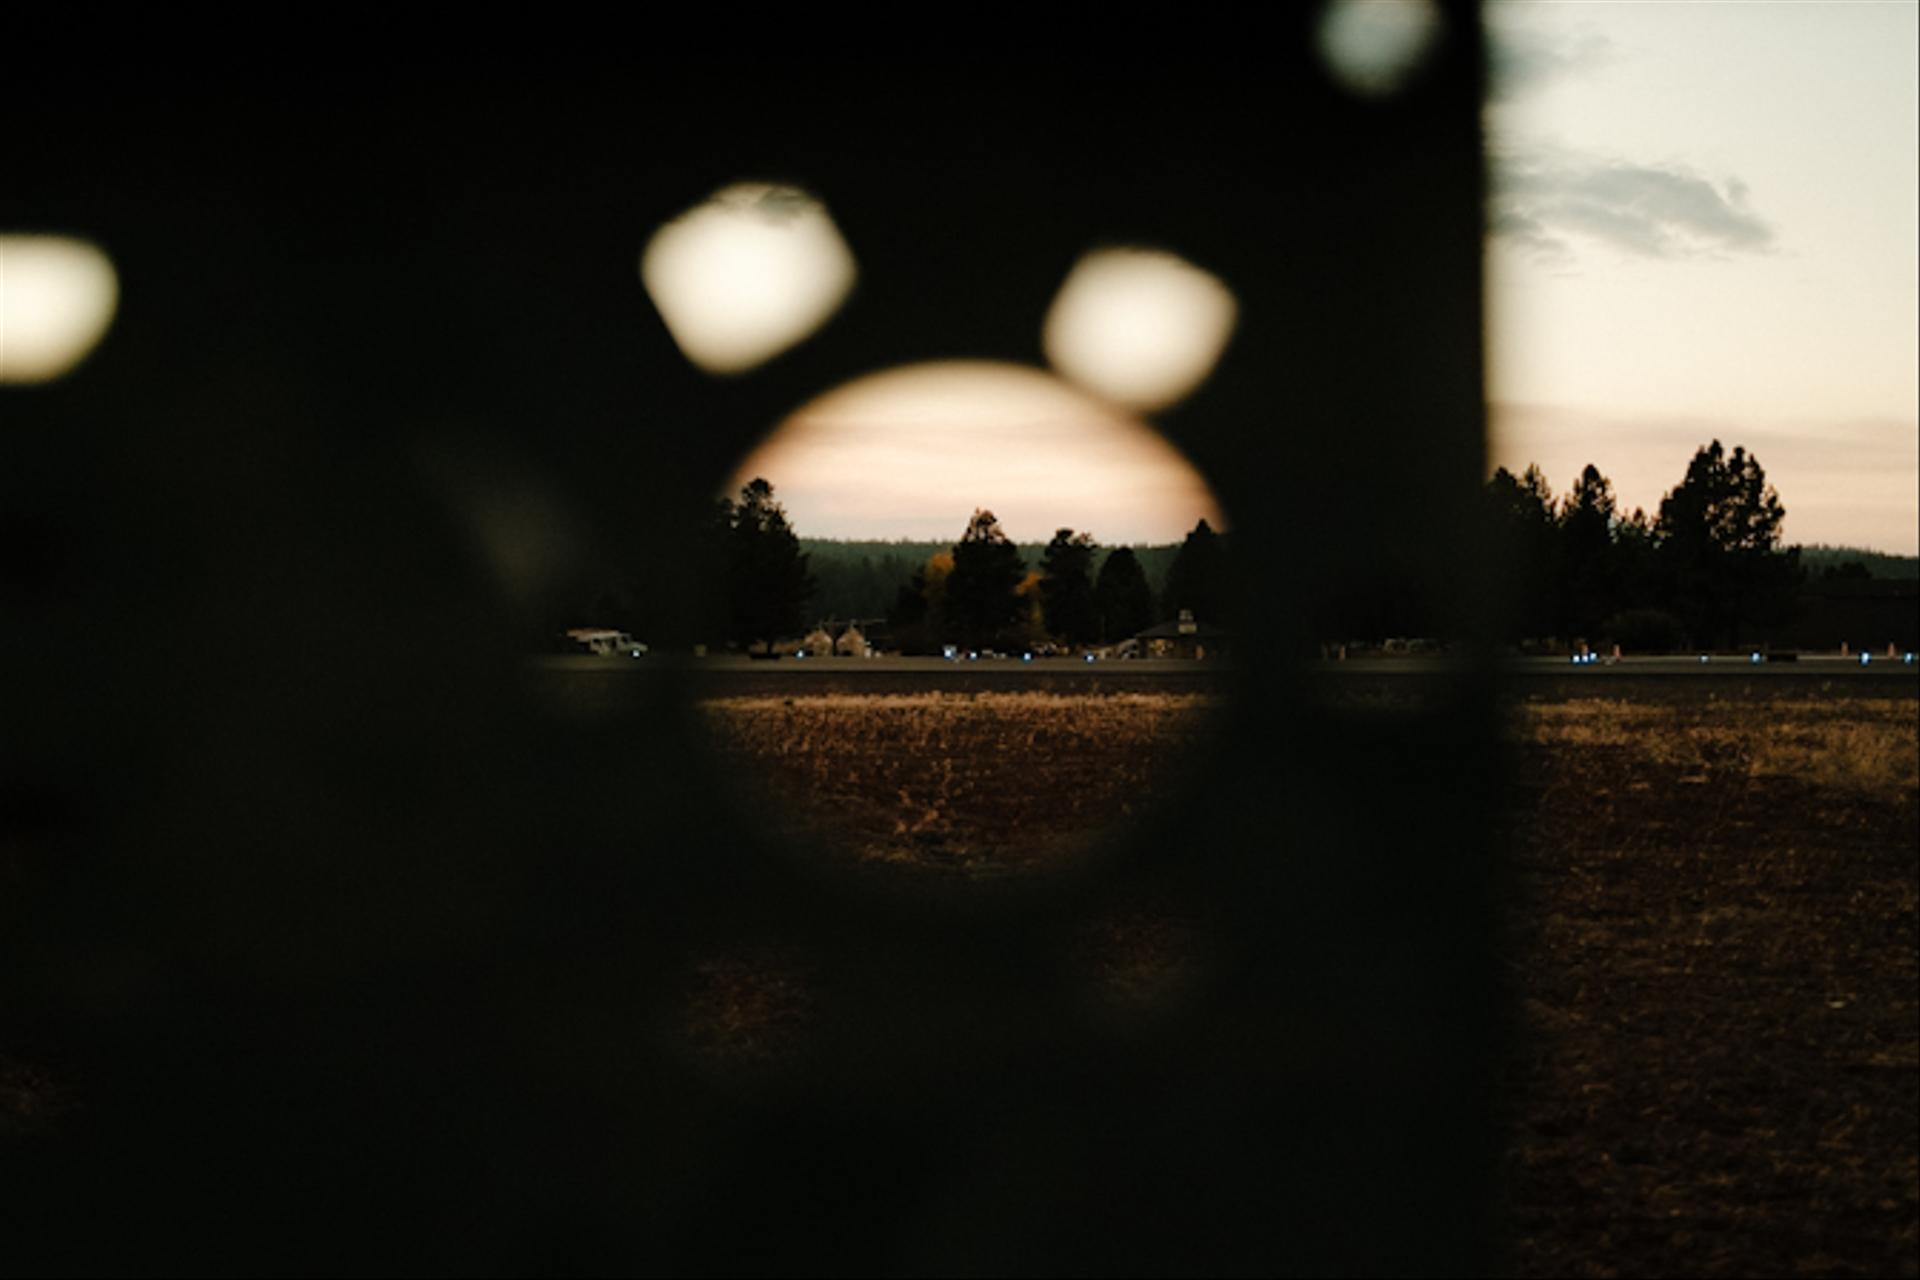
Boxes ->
[640,183,855,375]
[0,235,119,384]
[1042,248,1236,413]
[1317,0,1443,99]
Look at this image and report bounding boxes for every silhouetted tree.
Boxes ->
[884,551,955,656]
[1093,546,1155,643]
[1162,518,1230,624]
[1614,506,1658,599]
[944,510,1026,649]
[1557,463,1620,640]
[1485,465,1561,643]
[1038,529,1099,646]
[1014,569,1048,647]
[887,567,933,654]
[1592,505,1671,647]
[722,478,815,654]
[1654,441,1800,647]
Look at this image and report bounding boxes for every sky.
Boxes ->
[1485,0,1919,554]
[708,3,1917,553]
[727,361,1225,546]
[5,13,1912,554]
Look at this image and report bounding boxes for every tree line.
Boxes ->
[683,441,1900,656]
[1795,545,1918,582]
[1485,439,1805,651]
[884,510,1231,653]
[707,480,1232,655]
[801,539,1194,624]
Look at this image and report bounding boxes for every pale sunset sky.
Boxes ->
[728,362,1227,546]
[715,2,1916,553]
[1485,0,1919,554]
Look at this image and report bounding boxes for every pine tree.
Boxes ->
[1162,518,1230,623]
[1485,465,1561,643]
[944,510,1026,649]
[1558,463,1619,640]
[1038,529,1099,646]
[723,478,815,654]
[1654,441,1800,648]
[1093,547,1155,643]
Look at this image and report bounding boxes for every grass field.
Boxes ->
[699,686,1920,1278]
[699,691,1218,875]
[5,685,1908,1273]
[1499,693,1917,1278]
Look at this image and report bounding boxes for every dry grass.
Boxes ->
[699,692,1218,875]
[1517,697,1919,797]
[690,692,1219,1062]
[697,686,1919,1274]
[1501,693,1919,1278]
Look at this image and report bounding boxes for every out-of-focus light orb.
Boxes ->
[0,235,119,384]
[640,183,855,375]
[1042,248,1236,413]
[1317,0,1443,99]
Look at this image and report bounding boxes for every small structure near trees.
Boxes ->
[1134,609,1232,659]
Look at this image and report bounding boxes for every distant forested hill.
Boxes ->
[1797,545,1919,580]
[801,539,1182,624]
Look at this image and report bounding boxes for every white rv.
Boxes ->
[563,628,648,657]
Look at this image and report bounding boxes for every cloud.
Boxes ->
[1492,148,1776,262]
[1487,207,1569,261]
[1485,10,1614,99]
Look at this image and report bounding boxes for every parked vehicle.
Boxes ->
[561,628,647,657]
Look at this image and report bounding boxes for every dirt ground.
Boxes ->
[699,686,1920,1278]
[1496,693,1918,1278]
[697,691,1217,875]
[4,686,1909,1273]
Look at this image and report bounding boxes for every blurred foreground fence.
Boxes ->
[4,12,1500,1274]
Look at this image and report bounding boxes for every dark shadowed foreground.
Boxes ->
[699,686,1920,1278]
[1497,693,1918,1279]
[700,692,1216,875]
